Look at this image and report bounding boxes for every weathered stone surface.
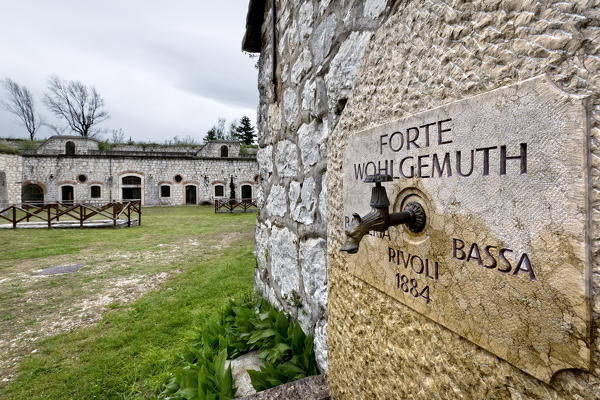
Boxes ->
[268,226,299,298]
[274,140,299,177]
[297,1,314,40]
[319,173,327,223]
[363,0,387,19]
[342,75,590,383]
[289,180,301,207]
[327,1,600,398]
[265,184,287,217]
[240,374,330,400]
[254,223,270,272]
[282,88,299,128]
[300,238,327,311]
[37,264,86,276]
[226,351,264,398]
[291,176,317,224]
[314,318,328,373]
[325,31,372,110]
[256,146,273,176]
[310,14,337,65]
[291,48,312,85]
[252,0,392,376]
[298,121,328,173]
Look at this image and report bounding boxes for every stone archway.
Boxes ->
[22,183,44,204]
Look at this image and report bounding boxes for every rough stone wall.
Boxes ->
[36,136,99,155]
[20,155,257,205]
[252,0,393,372]
[327,0,600,398]
[0,153,22,205]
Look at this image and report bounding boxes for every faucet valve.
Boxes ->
[341,174,426,254]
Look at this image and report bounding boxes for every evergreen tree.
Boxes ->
[204,118,226,142]
[235,116,256,145]
[204,127,217,142]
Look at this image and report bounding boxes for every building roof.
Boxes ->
[242,0,266,53]
[206,140,243,144]
[43,135,101,143]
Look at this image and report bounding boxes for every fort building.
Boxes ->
[0,136,258,206]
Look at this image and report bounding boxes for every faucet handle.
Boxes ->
[364,174,393,184]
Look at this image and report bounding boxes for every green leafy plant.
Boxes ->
[161,294,318,398]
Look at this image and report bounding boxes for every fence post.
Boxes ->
[12,206,16,229]
[138,201,142,226]
[127,203,131,227]
[47,205,51,228]
[113,203,117,228]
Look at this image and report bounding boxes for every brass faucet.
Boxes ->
[341,174,426,254]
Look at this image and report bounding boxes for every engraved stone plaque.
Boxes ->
[342,75,591,383]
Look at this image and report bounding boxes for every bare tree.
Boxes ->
[45,123,70,136]
[110,128,126,144]
[43,75,109,137]
[1,78,42,140]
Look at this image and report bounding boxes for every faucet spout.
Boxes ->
[341,174,426,254]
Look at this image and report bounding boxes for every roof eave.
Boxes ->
[241,0,266,53]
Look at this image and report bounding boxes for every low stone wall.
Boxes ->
[0,153,22,205]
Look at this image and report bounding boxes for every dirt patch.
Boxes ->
[0,230,249,383]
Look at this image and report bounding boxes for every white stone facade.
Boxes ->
[1,137,258,206]
[0,153,23,205]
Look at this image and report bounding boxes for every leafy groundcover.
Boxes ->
[161,294,318,400]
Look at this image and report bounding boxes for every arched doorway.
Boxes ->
[22,184,44,204]
[185,185,197,205]
[121,175,142,202]
[241,185,252,200]
[220,145,228,157]
[65,141,76,155]
[61,185,74,204]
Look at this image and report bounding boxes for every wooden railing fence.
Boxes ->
[0,201,141,229]
[214,199,257,213]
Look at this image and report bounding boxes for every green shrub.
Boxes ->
[160,295,317,399]
[0,141,19,154]
[98,140,112,152]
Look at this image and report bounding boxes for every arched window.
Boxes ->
[220,145,228,158]
[214,185,224,197]
[65,141,76,155]
[160,185,171,197]
[241,185,252,200]
[22,184,44,204]
[90,185,101,199]
[122,176,141,185]
[121,175,142,201]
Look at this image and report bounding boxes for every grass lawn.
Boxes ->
[0,205,257,399]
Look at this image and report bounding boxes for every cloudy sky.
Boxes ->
[0,1,258,143]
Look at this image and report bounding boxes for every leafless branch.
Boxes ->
[43,75,110,137]
[1,78,43,140]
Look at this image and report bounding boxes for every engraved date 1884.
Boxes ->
[395,273,431,305]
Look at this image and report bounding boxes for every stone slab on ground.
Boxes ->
[241,375,330,400]
[226,351,264,398]
[37,264,86,276]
